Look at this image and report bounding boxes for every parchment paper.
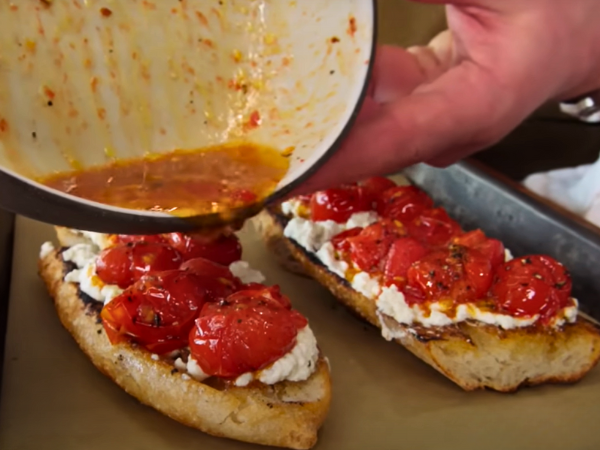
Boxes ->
[1,217,599,450]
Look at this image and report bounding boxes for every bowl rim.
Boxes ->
[269,0,378,202]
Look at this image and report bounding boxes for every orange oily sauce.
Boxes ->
[39,143,289,217]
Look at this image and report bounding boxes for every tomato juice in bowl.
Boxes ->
[0,0,376,234]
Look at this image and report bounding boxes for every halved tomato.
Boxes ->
[376,185,433,223]
[189,288,306,378]
[406,245,494,304]
[96,242,183,289]
[181,257,238,281]
[492,255,572,321]
[100,270,209,353]
[358,177,397,204]
[383,237,428,288]
[112,234,167,245]
[346,220,405,272]
[226,285,293,310]
[331,228,363,254]
[309,186,371,223]
[165,232,242,266]
[180,257,240,302]
[453,229,505,269]
[406,208,462,247]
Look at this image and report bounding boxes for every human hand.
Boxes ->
[298,0,600,193]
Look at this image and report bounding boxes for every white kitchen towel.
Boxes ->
[523,153,600,228]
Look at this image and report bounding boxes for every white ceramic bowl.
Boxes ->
[0,0,376,233]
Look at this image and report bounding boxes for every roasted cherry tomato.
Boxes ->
[181,257,237,281]
[189,288,306,378]
[205,285,293,312]
[453,230,505,269]
[101,270,209,353]
[180,257,240,301]
[492,255,572,320]
[309,186,371,223]
[358,177,397,203]
[165,232,242,266]
[376,185,434,223]
[96,242,183,289]
[113,234,167,245]
[331,228,363,254]
[383,237,428,288]
[346,220,405,272]
[406,245,494,304]
[406,208,462,247]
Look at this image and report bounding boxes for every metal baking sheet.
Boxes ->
[1,212,600,450]
[404,160,600,321]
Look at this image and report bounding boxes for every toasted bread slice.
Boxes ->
[39,240,331,449]
[254,209,600,392]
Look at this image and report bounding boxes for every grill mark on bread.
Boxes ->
[60,250,104,315]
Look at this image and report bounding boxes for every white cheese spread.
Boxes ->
[62,243,98,269]
[351,272,381,300]
[62,243,123,304]
[234,325,319,387]
[376,284,540,340]
[315,242,348,278]
[70,230,113,250]
[283,217,345,253]
[346,211,379,229]
[229,260,266,284]
[282,206,578,331]
[40,241,55,259]
[168,326,321,388]
[281,199,305,217]
[64,260,124,304]
[186,357,210,382]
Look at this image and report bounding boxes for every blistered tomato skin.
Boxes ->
[346,220,405,272]
[165,232,242,266]
[406,208,462,247]
[331,227,363,254]
[178,257,240,302]
[492,255,572,321]
[96,242,183,288]
[101,270,209,354]
[227,285,294,310]
[359,177,397,203]
[113,234,167,245]
[376,185,434,222]
[406,245,494,304]
[383,237,428,288]
[189,288,305,378]
[453,230,505,269]
[309,187,371,223]
[181,257,239,283]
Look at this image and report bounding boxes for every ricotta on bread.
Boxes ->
[39,227,331,449]
[254,177,600,392]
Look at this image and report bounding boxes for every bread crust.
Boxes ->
[38,245,331,449]
[254,209,600,392]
